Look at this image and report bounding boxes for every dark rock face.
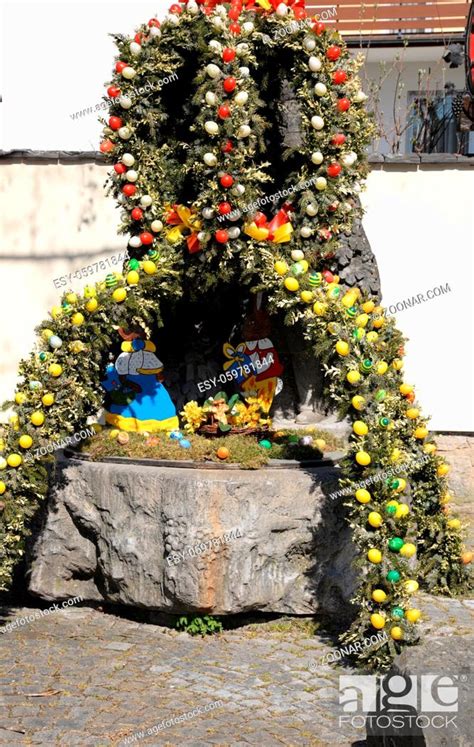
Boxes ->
[336,214,381,300]
[28,456,356,615]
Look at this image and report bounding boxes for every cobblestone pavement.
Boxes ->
[0,594,473,747]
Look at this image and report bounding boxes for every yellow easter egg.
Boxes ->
[373,316,384,329]
[49,363,62,377]
[391,448,402,462]
[400,542,416,558]
[362,301,375,313]
[390,626,403,640]
[108,429,120,440]
[274,260,288,276]
[376,361,388,375]
[42,393,55,407]
[405,608,421,623]
[368,548,382,563]
[406,408,419,419]
[31,411,45,426]
[395,504,409,519]
[300,290,313,303]
[112,288,127,303]
[366,331,378,343]
[7,453,22,468]
[71,312,85,326]
[86,298,98,313]
[392,358,404,371]
[353,421,368,436]
[66,293,78,304]
[352,396,366,411]
[299,260,309,273]
[424,443,436,455]
[15,392,27,405]
[336,340,350,356]
[447,518,461,530]
[355,488,371,504]
[355,313,369,328]
[400,384,413,396]
[356,451,371,466]
[84,285,97,298]
[142,260,157,275]
[51,306,63,319]
[314,438,326,450]
[127,271,140,286]
[404,579,419,594]
[371,589,387,603]
[347,370,361,384]
[42,328,54,341]
[437,463,450,477]
[313,301,327,316]
[19,435,33,449]
[284,277,299,292]
[368,512,383,528]
[370,613,386,629]
[414,426,428,439]
[0,481,5,495]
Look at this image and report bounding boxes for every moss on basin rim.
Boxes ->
[78,427,345,470]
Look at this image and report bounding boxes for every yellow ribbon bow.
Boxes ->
[165,204,202,253]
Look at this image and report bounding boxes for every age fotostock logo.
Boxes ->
[339,674,459,732]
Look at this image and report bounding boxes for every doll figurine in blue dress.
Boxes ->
[101,328,179,433]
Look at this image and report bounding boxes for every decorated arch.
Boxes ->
[0,0,470,670]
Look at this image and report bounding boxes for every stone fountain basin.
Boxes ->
[28,452,356,615]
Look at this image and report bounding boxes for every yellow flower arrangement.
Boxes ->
[180,394,270,433]
[180,401,204,433]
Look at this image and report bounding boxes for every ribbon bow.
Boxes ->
[165,204,202,254]
[223,342,248,371]
[244,208,293,243]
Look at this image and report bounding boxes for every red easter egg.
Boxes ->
[218,104,231,119]
[322,270,334,283]
[131,208,143,220]
[228,7,240,20]
[140,232,153,245]
[337,97,351,112]
[327,163,342,178]
[229,22,241,34]
[115,61,127,73]
[218,202,232,215]
[109,116,123,131]
[326,45,341,61]
[215,230,229,243]
[223,77,237,93]
[148,18,160,27]
[313,21,325,35]
[114,163,127,174]
[100,139,114,154]
[107,85,121,98]
[332,70,348,85]
[134,33,142,44]
[122,183,136,196]
[169,4,182,13]
[220,174,234,188]
[294,7,306,19]
[221,139,233,153]
[222,48,236,62]
[331,133,346,146]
